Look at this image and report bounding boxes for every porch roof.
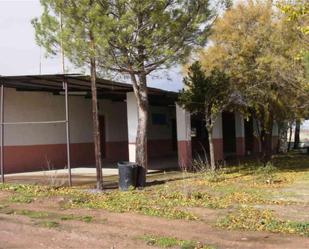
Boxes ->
[0,74,178,105]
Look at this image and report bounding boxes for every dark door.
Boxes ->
[244,118,254,154]
[99,115,106,158]
[222,112,236,154]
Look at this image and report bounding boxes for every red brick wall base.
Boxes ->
[3,139,175,173]
[213,138,223,161]
[236,137,245,156]
[177,140,192,169]
[3,143,95,174]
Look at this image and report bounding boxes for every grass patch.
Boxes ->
[8,194,33,203]
[0,154,308,221]
[139,235,214,249]
[16,209,94,223]
[16,209,50,219]
[60,214,93,223]
[0,205,94,224]
[217,206,309,237]
[36,220,60,228]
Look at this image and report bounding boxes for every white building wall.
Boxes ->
[3,88,93,146]
[212,113,223,139]
[176,104,191,142]
[3,88,170,147]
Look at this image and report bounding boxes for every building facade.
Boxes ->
[0,75,278,174]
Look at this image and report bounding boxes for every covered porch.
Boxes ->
[0,74,180,185]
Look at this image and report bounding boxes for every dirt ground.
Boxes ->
[0,193,308,249]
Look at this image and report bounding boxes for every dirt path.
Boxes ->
[1,201,308,249]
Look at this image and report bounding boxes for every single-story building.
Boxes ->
[0,74,278,175]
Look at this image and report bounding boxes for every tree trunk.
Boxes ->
[263,131,273,164]
[261,113,273,165]
[90,56,103,190]
[277,122,288,153]
[293,119,301,149]
[276,126,281,153]
[130,73,149,188]
[208,129,216,171]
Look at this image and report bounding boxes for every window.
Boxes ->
[152,113,167,125]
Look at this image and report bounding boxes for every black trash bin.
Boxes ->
[117,161,137,191]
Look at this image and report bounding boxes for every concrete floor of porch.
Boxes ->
[3,156,179,187]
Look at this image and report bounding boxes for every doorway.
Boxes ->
[222,112,236,155]
[244,118,254,154]
[99,115,106,158]
[171,118,177,151]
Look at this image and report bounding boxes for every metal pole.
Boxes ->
[3,120,66,125]
[0,85,4,183]
[64,79,72,186]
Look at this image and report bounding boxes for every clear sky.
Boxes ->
[0,0,183,91]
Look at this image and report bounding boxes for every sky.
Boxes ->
[0,0,183,92]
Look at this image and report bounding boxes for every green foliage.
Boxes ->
[179,62,233,118]
[139,235,214,249]
[278,0,309,36]
[200,0,309,145]
[217,206,309,237]
[33,0,214,74]
[178,62,233,169]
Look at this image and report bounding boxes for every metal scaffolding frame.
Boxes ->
[0,79,72,186]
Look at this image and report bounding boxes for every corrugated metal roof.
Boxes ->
[0,74,177,105]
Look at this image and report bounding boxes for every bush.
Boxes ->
[255,162,278,184]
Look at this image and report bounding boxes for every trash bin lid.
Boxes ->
[117,161,137,167]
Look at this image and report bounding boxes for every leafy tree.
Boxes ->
[278,0,309,83]
[278,0,309,148]
[198,0,308,163]
[33,0,217,186]
[278,0,308,41]
[33,0,107,189]
[178,62,233,170]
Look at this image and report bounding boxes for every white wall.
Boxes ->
[212,113,223,139]
[176,104,191,141]
[3,87,175,148]
[3,88,93,145]
[3,87,132,147]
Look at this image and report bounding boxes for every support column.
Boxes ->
[126,92,138,162]
[63,79,72,187]
[235,112,245,156]
[176,104,192,169]
[212,113,224,161]
[0,85,4,183]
